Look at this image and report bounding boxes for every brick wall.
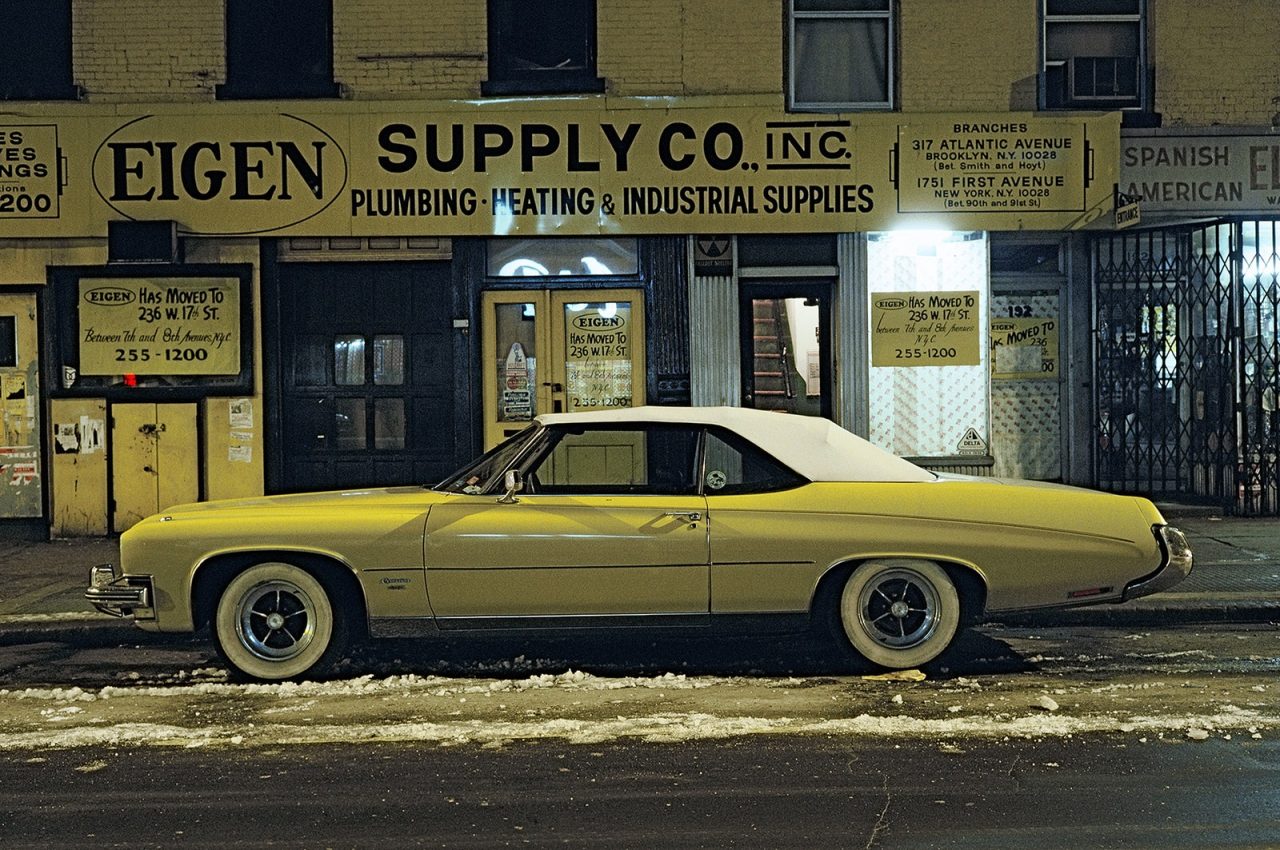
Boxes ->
[679,0,781,96]
[73,0,223,101]
[59,0,1280,128]
[1153,0,1280,125]
[600,0,781,96]
[597,0,684,93]
[333,0,486,99]
[900,0,1039,112]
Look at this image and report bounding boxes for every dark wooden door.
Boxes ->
[278,261,456,492]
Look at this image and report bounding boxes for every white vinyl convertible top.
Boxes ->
[536,406,935,483]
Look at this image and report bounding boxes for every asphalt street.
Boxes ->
[2,726,1277,848]
[0,516,1277,849]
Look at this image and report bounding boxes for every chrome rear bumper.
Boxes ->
[1123,525,1194,601]
[85,564,153,618]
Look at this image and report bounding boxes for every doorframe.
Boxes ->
[107,401,201,533]
[480,286,648,450]
[737,279,835,419]
[481,290,552,449]
[990,274,1069,481]
[261,241,476,494]
[1,286,47,539]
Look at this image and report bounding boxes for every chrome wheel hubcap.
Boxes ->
[236,580,316,661]
[858,569,941,650]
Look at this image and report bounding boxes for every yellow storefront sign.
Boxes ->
[897,120,1095,221]
[0,101,1120,238]
[871,291,981,367]
[0,125,60,220]
[77,277,241,376]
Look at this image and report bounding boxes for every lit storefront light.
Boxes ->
[867,230,990,460]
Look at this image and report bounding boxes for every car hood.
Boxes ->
[155,486,449,517]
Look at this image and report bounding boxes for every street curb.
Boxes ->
[989,601,1280,629]
[0,617,165,648]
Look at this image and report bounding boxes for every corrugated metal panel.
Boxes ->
[837,233,869,436]
[689,273,740,406]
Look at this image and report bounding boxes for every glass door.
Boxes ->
[483,288,646,449]
[483,291,550,449]
[0,292,42,521]
[990,286,1064,480]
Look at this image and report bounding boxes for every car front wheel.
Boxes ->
[836,559,960,670]
[213,562,347,681]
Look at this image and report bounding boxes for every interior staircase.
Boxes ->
[750,298,795,411]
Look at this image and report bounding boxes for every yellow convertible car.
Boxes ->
[87,406,1192,681]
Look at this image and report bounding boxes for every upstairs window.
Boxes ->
[0,0,77,100]
[1042,0,1145,110]
[483,0,605,96]
[789,0,893,111]
[219,0,339,99]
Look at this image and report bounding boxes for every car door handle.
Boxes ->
[662,511,702,523]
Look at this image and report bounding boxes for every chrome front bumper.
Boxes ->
[1123,525,1194,601]
[85,564,154,618]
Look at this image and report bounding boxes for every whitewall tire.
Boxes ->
[213,562,346,681]
[836,559,961,669]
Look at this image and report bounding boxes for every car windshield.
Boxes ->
[433,424,541,494]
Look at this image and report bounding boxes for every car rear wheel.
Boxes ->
[213,562,347,681]
[836,559,960,670]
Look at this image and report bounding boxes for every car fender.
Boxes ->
[187,545,371,631]
[813,551,991,619]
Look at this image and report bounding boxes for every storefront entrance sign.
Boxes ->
[990,316,1059,380]
[897,120,1093,217]
[1121,132,1280,218]
[870,290,981,367]
[76,276,241,376]
[0,102,1119,238]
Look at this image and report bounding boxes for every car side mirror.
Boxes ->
[497,469,523,504]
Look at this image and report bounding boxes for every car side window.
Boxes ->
[436,423,540,494]
[526,424,700,495]
[702,429,806,495]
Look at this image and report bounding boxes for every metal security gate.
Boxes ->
[1094,220,1280,514]
[1239,221,1280,514]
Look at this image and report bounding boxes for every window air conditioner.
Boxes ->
[1066,56,1140,106]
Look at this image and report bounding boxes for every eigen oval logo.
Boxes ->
[570,314,628,332]
[83,286,136,306]
[92,113,348,237]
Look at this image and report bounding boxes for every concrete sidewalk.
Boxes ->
[0,511,1277,641]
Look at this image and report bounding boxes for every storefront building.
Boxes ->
[0,100,1121,536]
[2,0,1277,536]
